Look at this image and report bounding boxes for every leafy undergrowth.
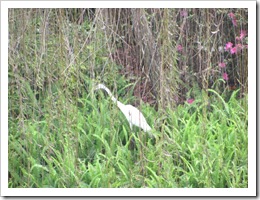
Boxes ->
[8,88,248,188]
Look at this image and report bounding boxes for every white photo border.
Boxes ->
[1,1,256,196]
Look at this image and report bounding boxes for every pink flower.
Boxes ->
[177,44,183,52]
[228,12,237,26]
[218,62,226,68]
[222,73,229,81]
[187,99,194,104]
[230,47,237,54]
[235,43,242,52]
[225,42,233,50]
[228,12,235,19]
[232,19,237,27]
[180,10,188,17]
[236,36,241,41]
[240,30,247,40]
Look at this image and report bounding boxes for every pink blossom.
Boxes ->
[230,47,237,54]
[218,62,226,68]
[187,99,194,104]
[232,19,237,27]
[236,36,241,41]
[180,10,188,17]
[225,42,233,50]
[228,12,237,26]
[235,43,242,52]
[177,44,183,52]
[240,30,247,40]
[228,12,235,19]
[222,73,229,81]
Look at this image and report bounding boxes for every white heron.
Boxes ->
[94,83,153,137]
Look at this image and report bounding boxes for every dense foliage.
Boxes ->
[8,8,248,188]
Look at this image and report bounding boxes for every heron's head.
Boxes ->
[94,83,109,93]
[94,83,104,90]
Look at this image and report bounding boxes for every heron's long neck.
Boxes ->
[101,86,118,104]
[98,84,125,110]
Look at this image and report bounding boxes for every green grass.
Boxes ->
[8,87,248,188]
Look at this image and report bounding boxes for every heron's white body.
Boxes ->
[95,84,152,136]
